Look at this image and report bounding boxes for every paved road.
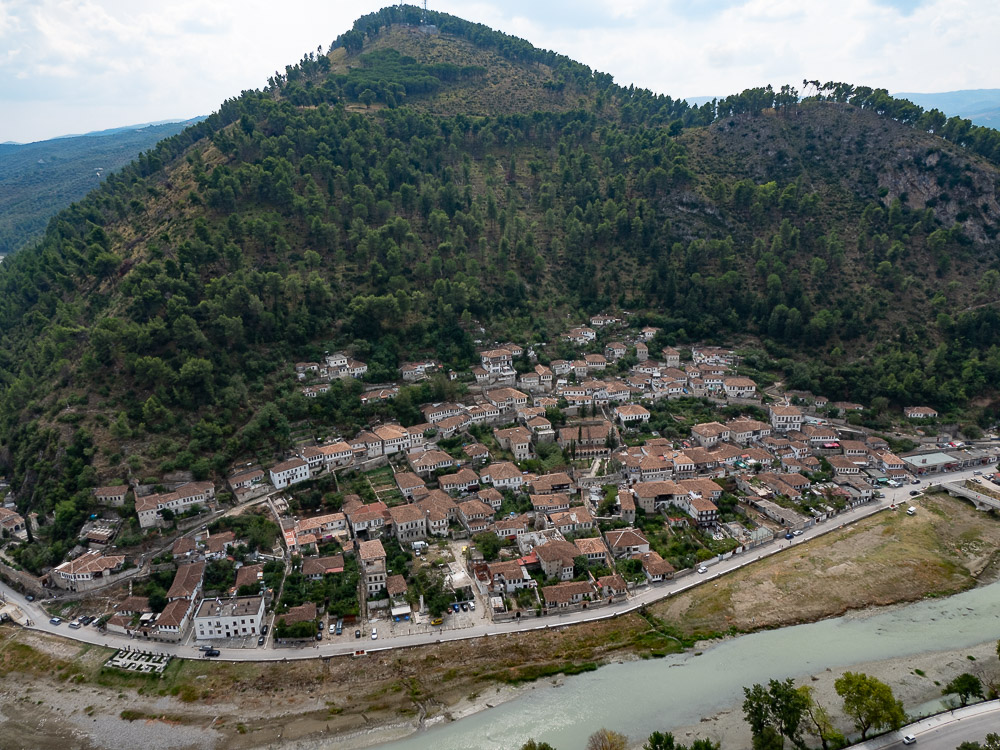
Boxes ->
[848,700,1000,750]
[898,712,999,750]
[1,463,995,663]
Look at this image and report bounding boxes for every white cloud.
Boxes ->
[0,0,997,142]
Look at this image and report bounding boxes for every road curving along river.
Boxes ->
[370,580,1000,750]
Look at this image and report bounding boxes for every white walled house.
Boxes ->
[194,596,266,640]
[135,481,215,528]
[270,458,310,489]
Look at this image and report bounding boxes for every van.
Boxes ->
[906,506,917,516]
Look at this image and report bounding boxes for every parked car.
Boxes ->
[697,566,708,574]
[469,601,475,611]
[355,629,362,639]
[460,602,468,612]
[902,735,916,745]
[793,530,803,536]
[912,479,921,484]
[335,619,343,635]
[25,594,34,602]
[371,628,378,640]
[909,490,920,496]
[907,506,917,516]
[261,624,269,636]
[68,619,81,629]
[49,617,61,625]
[315,632,322,641]
[452,603,460,613]
[430,617,443,626]
[204,649,220,658]
[257,635,265,646]
[784,532,794,540]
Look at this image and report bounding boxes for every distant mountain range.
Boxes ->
[0,117,205,255]
[1,118,207,146]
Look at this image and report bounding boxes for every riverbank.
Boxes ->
[2,493,998,750]
[668,637,1000,750]
[651,491,1000,637]
[0,611,669,750]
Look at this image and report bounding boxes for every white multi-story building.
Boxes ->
[194,596,266,640]
[768,404,803,433]
[269,457,310,489]
[136,481,215,528]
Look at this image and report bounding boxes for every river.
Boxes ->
[370,581,1000,750]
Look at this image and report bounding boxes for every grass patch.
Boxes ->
[484,661,598,685]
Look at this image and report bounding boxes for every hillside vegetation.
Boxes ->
[1,6,1000,570]
[0,120,202,255]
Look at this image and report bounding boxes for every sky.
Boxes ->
[1,0,998,143]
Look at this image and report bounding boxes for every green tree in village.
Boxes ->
[587,729,628,750]
[797,685,845,750]
[742,679,810,749]
[942,673,984,707]
[834,672,905,740]
[956,733,1000,750]
[644,731,721,750]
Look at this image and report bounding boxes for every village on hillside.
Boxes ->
[3,314,998,648]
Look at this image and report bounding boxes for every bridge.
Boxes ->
[939,481,1000,511]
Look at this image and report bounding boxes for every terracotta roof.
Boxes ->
[358,539,386,561]
[167,561,205,599]
[156,598,191,629]
[386,574,408,598]
[235,563,265,589]
[54,550,124,577]
[280,602,317,626]
[302,555,345,577]
[542,580,594,604]
[605,528,649,549]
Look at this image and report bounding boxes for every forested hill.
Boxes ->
[0,119,204,255]
[1,6,1000,568]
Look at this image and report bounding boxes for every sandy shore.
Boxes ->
[265,682,529,750]
[666,637,1000,749]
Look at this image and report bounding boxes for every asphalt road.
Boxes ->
[897,712,999,749]
[1,462,996,663]
[850,702,1000,750]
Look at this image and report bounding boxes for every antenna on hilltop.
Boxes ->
[422,0,428,24]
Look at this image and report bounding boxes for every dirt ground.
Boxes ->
[652,492,1000,636]
[2,492,998,750]
[0,612,671,750]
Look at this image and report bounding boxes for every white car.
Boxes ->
[371,628,378,640]
[793,530,803,536]
[697,566,708,574]
[902,735,916,745]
